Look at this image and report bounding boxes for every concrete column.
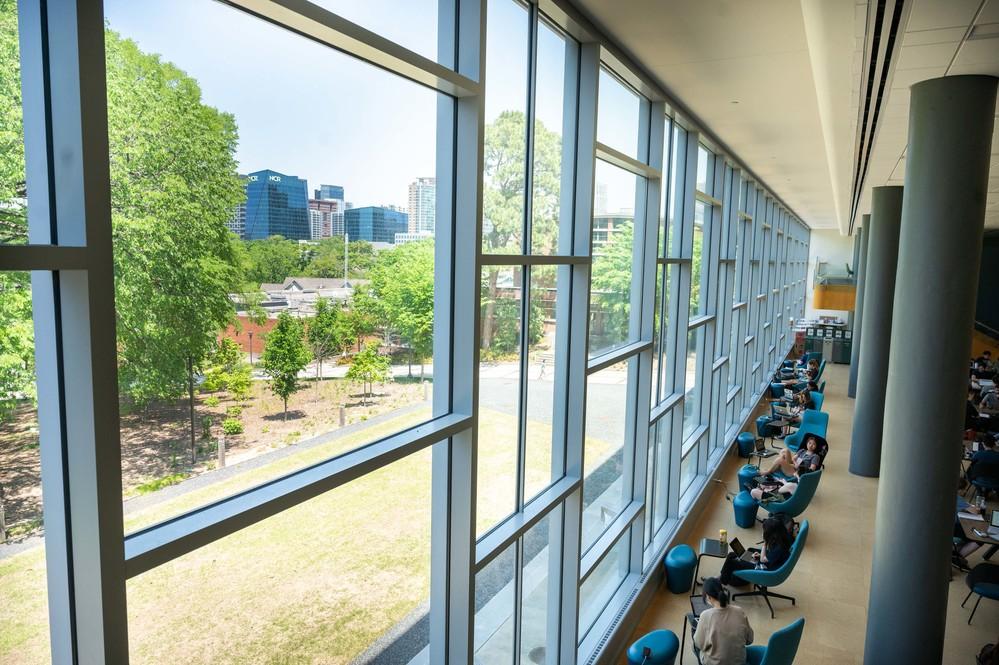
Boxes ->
[847,218,870,398]
[849,188,902,476]
[864,75,997,664]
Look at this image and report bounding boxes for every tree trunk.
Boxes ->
[483,268,498,349]
[408,349,413,378]
[284,397,288,421]
[188,356,196,464]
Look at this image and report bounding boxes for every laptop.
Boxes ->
[773,404,795,419]
[729,538,757,563]
[783,388,795,400]
[992,511,999,529]
[754,437,777,458]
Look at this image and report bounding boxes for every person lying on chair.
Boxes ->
[760,436,822,477]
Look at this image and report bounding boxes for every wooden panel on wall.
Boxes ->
[813,284,856,311]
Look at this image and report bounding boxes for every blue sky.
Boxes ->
[103,0,580,210]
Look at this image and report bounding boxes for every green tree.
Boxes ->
[244,235,305,285]
[105,29,249,404]
[359,240,434,376]
[261,312,311,419]
[201,338,250,396]
[345,342,391,405]
[304,237,375,279]
[481,111,562,348]
[0,2,33,421]
[307,298,356,382]
[590,221,634,348]
[478,286,545,360]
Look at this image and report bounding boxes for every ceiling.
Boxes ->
[571,0,999,233]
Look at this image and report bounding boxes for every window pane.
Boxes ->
[475,542,516,663]
[679,446,697,496]
[524,265,559,503]
[665,123,686,258]
[689,200,708,317]
[126,449,431,662]
[311,0,444,66]
[478,265,523,537]
[482,0,529,254]
[582,359,630,554]
[656,265,675,401]
[682,326,704,441]
[103,0,440,529]
[597,69,641,159]
[651,411,673,535]
[0,271,48,664]
[520,511,557,664]
[590,160,641,358]
[579,532,630,639]
[530,20,572,256]
[695,145,714,195]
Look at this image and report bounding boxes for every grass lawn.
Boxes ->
[0,403,615,664]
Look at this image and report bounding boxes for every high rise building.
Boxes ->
[345,206,409,244]
[315,184,345,202]
[308,198,345,239]
[227,200,247,238]
[407,177,436,234]
[242,169,310,241]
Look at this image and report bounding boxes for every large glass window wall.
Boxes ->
[1,1,810,663]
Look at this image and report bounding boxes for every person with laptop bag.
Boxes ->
[692,577,754,665]
[719,518,791,586]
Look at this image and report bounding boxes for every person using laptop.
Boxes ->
[692,577,754,665]
[749,461,810,502]
[719,518,791,586]
[968,387,999,433]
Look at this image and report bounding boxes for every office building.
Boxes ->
[241,169,310,241]
[314,184,344,202]
[308,197,345,239]
[407,177,436,235]
[7,2,998,665]
[344,205,409,244]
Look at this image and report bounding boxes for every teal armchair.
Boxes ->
[733,521,810,618]
[763,469,822,519]
[746,617,805,665]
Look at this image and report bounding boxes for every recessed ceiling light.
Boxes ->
[731,100,739,104]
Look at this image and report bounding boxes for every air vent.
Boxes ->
[848,0,909,234]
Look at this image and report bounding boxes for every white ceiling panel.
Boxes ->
[906,0,983,32]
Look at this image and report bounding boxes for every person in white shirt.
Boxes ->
[692,577,754,665]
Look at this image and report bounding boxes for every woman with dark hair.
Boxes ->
[719,518,792,586]
[693,577,754,665]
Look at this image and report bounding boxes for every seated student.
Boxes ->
[972,435,999,465]
[719,517,791,586]
[781,359,818,386]
[954,490,986,570]
[760,436,823,477]
[973,350,995,379]
[968,388,999,433]
[750,461,810,501]
[692,577,754,665]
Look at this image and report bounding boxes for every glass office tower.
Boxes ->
[243,169,310,240]
[345,206,410,243]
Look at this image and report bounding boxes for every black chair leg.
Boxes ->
[766,590,797,606]
[985,545,998,561]
[761,587,776,620]
[969,595,983,625]
[962,589,974,608]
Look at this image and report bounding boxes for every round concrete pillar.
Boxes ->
[849,187,903,477]
[864,75,998,665]
[848,218,870,398]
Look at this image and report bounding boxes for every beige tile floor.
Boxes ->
[622,363,999,664]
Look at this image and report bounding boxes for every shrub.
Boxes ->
[222,418,244,436]
[200,415,213,439]
[225,405,243,418]
[203,395,220,408]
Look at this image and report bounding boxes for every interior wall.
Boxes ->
[804,228,856,319]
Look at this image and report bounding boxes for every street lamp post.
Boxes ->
[248,330,254,365]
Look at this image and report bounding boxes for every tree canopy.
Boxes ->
[345,342,391,404]
[244,236,306,285]
[261,312,311,418]
[307,298,356,380]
